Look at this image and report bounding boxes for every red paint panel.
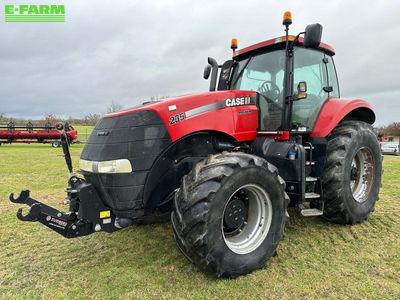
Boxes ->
[105,90,259,142]
[233,36,335,59]
[233,37,277,58]
[311,98,374,137]
[231,105,259,141]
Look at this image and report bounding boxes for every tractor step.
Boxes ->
[305,192,320,199]
[301,208,323,217]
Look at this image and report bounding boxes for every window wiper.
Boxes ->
[231,57,252,88]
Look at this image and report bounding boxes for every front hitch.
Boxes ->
[10,190,93,238]
[9,179,119,238]
[9,123,120,238]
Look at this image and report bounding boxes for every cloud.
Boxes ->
[0,0,399,124]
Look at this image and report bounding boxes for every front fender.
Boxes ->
[311,98,375,137]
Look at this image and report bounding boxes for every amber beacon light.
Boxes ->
[283,11,292,26]
[231,38,238,52]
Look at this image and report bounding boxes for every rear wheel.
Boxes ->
[322,121,382,224]
[171,152,289,278]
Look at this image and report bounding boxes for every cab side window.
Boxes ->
[292,48,338,130]
[325,55,340,98]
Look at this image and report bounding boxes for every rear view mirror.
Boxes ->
[203,64,211,79]
[294,81,307,100]
[298,81,307,93]
[303,23,323,48]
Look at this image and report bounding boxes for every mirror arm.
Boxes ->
[291,94,305,101]
[290,31,305,51]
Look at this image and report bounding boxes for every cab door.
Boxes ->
[291,48,339,131]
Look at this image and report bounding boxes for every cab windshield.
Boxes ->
[230,50,286,130]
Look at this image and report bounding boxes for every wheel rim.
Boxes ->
[350,147,375,203]
[222,184,272,255]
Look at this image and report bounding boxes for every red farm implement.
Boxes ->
[0,121,78,147]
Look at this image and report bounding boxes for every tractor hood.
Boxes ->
[104,90,258,142]
[80,90,258,219]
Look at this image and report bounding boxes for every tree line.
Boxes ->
[376,122,400,137]
[0,101,124,126]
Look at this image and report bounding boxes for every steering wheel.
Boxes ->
[259,81,280,101]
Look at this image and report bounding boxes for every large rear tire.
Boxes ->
[171,152,289,278]
[321,121,382,224]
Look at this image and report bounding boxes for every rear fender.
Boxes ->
[311,99,375,137]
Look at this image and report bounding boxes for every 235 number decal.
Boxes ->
[169,112,185,125]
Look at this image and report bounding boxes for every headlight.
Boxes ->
[79,159,132,174]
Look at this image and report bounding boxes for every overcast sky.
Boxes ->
[1,0,399,125]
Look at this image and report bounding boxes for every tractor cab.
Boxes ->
[205,12,339,134]
[230,39,339,132]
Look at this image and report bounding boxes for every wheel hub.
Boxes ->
[222,184,272,255]
[350,166,358,181]
[350,147,375,203]
[224,198,247,230]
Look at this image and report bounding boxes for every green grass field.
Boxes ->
[0,144,399,299]
[72,126,94,143]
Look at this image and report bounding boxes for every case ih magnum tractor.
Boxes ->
[10,12,382,278]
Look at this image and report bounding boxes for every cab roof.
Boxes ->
[233,35,335,60]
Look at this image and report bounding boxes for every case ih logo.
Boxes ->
[4,4,65,22]
[225,96,251,107]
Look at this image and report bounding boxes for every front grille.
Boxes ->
[80,110,171,217]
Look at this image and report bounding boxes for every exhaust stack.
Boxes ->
[207,57,218,92]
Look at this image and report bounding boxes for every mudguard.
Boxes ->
[311,98,375,137]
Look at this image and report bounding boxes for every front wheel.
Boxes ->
[321,121,382,224]
[171,152,289,278]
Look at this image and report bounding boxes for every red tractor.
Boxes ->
[10,12,382,278]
